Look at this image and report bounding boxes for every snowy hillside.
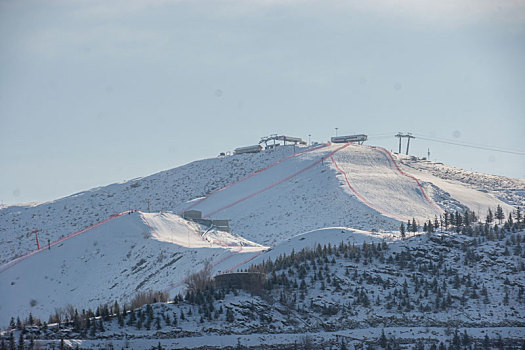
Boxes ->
[7,229,524,349]
[0,145,308,265]
[0,211,266,327]
[1,143,522,265]
[397,154,523,212]
[1,141,523,333]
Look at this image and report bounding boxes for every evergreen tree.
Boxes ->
[9,332,15,350]
[379,329,387,347]
[89,319,96,337]
[226,308,234,323]
[411,218,418,232]
[483,334,491,348]
[118,312,124,328]
[496,205,505,224]
[487,209,494,223]
[455,211,462,232]
[17,333,23,350]
[461,330,471,346]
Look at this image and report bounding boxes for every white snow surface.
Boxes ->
[142,212,264,251]
[0,211,266,327]
[395,155,521,215]
[1,142,523,328]
[331,144,443,222]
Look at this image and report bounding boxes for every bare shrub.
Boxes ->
[130,290,169,309]
[65,304,76,319]
[184,261,213,293]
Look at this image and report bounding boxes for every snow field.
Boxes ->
[0,212,267,327]
[331,144,443,222]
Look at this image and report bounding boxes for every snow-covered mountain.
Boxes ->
[1,142,523,329]
[9,229,525,349]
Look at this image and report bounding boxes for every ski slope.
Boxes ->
[174,143,402,245]
[330,144,443,222]
[0,211,267,327]
[176,143,350,218]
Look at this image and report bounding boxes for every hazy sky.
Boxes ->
[1,0,524,205]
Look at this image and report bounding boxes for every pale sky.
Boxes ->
[1,0,524,205]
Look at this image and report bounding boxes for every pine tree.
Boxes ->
[412,218,418,232]
[462,330,471,346]
[226,308,234,323]
[379,329,387,347]
[483,334,490,348]
[17,333,23,350]
[9,332,15,350]
[90,319,96,337]
[487,209,494,223]
[399,223,406,239]
[496,205,505,224]
[455,211,462,232]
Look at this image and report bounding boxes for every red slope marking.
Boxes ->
[224,250,264,273]
[202,142,351,218]
[330,155,407,222]
[0,210,136,274]
[179,143,329,214]
[370,146,443,213]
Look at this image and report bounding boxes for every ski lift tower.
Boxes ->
[394,132,415,155]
